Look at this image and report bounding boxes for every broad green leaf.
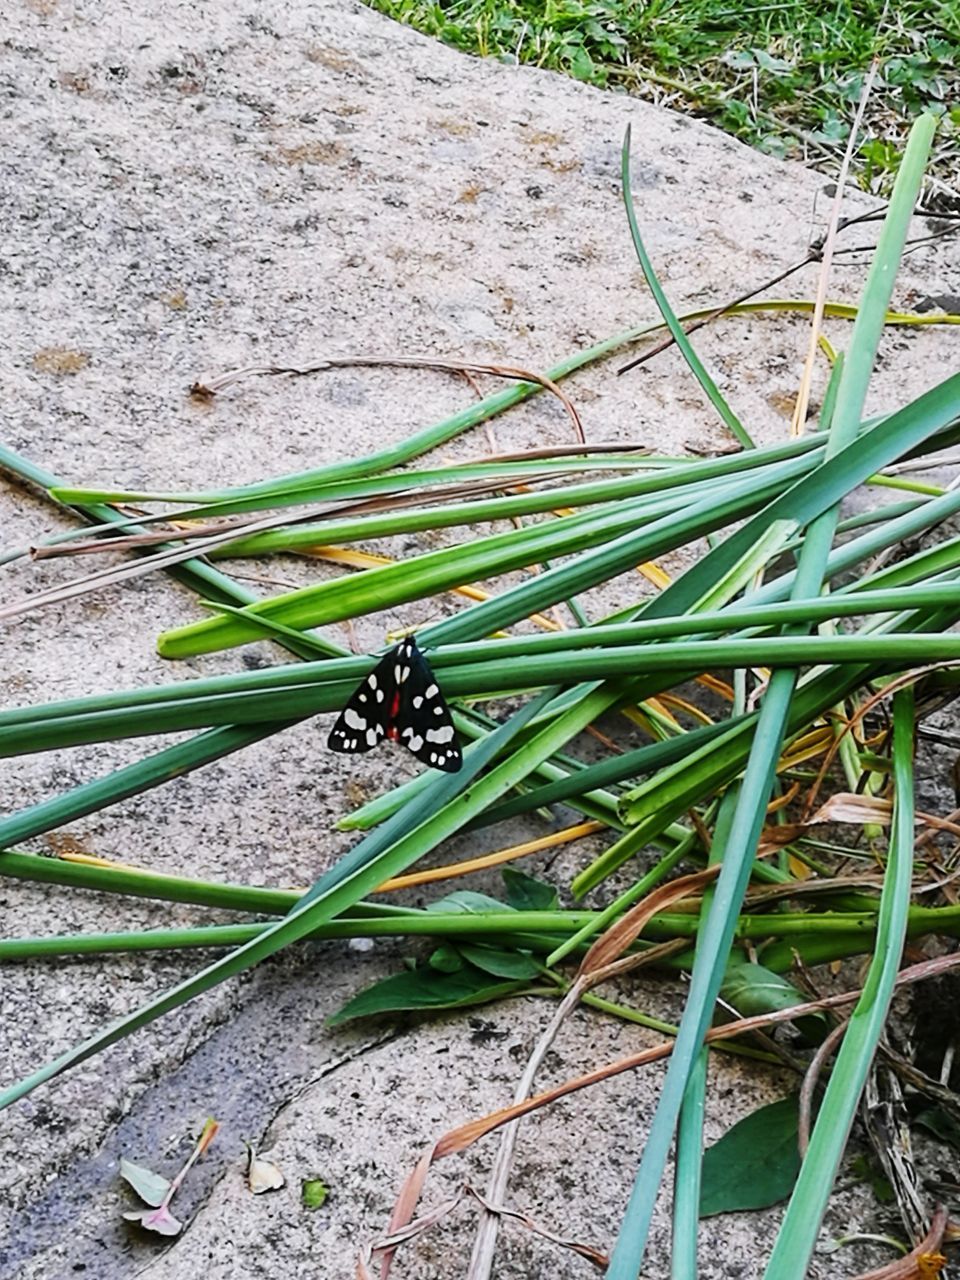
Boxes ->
[326,964,530,1026]
[428,943,464,973]
[457,944,542,978]
[119,1158,171,1208]
[721,960,825,1040]
[700,1097,801,1216]
[502,867,559,911]
[426,890,512,915]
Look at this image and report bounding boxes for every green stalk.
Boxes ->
[9,874,957,962]
[13,580,960,734]
[0,691,547,1109]
[338,710,624,832]
[5,634,960,759]
[0,849,304,913]
[0,444,338,662]
[619,122,753,449]
[157,461,803,656]
[210,446,820,557]
[607,113,937,1279]
[0,913,606,958]
[763,689,915,1277]
[47,323,677,508]
[671,779,743,1278]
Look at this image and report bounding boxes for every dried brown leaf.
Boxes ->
[578,865,719,980]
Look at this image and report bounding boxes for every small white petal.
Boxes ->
[248,1155,285,1195]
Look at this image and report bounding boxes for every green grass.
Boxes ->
[366,0,960,197]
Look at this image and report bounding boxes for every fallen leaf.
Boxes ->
[327,963,531,1027]
[721,961,825,1041]
[502,867,558,911]
[119,1158,171,1208]
[246,1148,285,1195]
[810,792,893,825]
[122,1204,182,1236]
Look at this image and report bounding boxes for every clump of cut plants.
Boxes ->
[3,114,960,1278]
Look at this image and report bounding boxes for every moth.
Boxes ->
[327,636,462,772]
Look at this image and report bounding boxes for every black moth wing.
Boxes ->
[326,646,397,755]
[393,639,462,773]
[327,637,462,773]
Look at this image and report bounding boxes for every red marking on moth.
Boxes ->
[387,691,401,740]
[327,638,462,772]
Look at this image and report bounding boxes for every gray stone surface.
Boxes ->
[1,1,956,1276]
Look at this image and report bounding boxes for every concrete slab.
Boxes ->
[1,1,957,1276]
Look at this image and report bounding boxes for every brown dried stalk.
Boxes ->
[798,1019,849,1157]
[27,470,569,561]
[358,1183,608,1280]
[191,353,587,443]
[804,664,960,820]
[848,1204,949,1280]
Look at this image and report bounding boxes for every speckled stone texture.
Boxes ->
[1,1,956,1276]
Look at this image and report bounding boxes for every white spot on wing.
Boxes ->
[366,727,380,746]
[426,725,454,744]
[345,709,365,730]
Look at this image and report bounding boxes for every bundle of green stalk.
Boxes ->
[3,115,959,1275]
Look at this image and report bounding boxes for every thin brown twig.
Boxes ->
[438,951,960,1158]
[616,257,815,376]
[803,664,960,821]
[26,471,575,561]
[358,1182,609,1278]
[12,456,666,618]
[798,1019,849,1157]
[8,441,656,570]
[191,353,588,444]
